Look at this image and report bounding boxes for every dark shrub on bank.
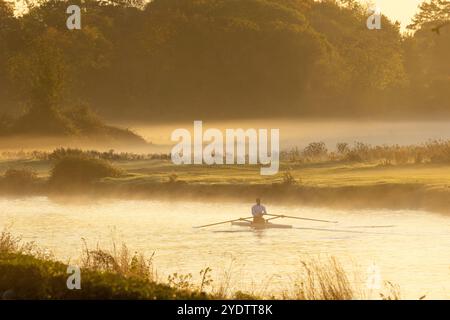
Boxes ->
[49,156,122,189]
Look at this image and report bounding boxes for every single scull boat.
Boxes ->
[231,221,293,229]
[193,214,338,230]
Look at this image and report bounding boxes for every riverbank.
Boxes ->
[0,229,214,300]
[0,252,210,299]
[1,158,450,214]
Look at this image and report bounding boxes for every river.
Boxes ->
[1,197,449,299]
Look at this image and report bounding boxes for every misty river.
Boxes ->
[1,197,450,299]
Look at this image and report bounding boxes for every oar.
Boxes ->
[265,214,338,224]
[193,216,254,229]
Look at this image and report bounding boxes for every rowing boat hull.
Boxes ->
[231,221,293,229]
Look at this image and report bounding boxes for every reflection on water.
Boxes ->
[1,197,450,299]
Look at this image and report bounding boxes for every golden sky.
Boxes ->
[360,0,425,29]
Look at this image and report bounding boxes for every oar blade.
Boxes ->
[266,214,338,224]
[193,216,254,229]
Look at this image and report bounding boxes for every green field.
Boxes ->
[114,160,450,189]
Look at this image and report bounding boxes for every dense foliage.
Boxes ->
[0,0,449,122]
[49,156,122,187]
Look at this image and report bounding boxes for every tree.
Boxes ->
[7,28,76,135]
[9,28,69,114]
[99,0,146,8]
[303,142,328,161]
[403,0,450,114]
[0,0,19,110]
[304,0,407,115]
[0,0,449,122]
[134,0,330,118]
[408,0,450,31]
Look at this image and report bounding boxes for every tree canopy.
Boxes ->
[0,0,449,124]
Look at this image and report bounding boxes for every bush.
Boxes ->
[49,156,121,188]
[336,143,349,156]
[302,142,328,162]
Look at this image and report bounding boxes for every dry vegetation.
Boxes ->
[282,140,450,165]
[4,139,450,165]
[0,229,208,299]
[0,229,404,300]
[293,257,355,300]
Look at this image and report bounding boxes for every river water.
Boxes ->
[1,197,449,299]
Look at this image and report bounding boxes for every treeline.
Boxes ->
[0,0,449,121]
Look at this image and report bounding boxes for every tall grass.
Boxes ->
[80,239,156,281]
[0,229,36,255]
[293,257,355,300]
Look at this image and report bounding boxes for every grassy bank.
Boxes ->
[0,230,210,300]
[1,157,450,214]
[0,252,209,299]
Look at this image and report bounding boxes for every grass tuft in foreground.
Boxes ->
[293,257,355,300]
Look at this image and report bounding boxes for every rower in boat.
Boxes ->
[193,204,338,230]
[251,198,267,224]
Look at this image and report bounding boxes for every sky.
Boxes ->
[359,0,425,29]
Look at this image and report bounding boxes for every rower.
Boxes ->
[251,198,267,224]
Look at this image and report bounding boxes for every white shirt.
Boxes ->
[252,204,267,217]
